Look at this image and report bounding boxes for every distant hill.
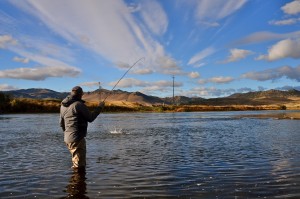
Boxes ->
[3,88,69,99]
[83,89,164,105]
[2,88,300,108]
[228,89,300,99]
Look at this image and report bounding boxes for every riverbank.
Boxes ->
[0,100,291,114]
[235,111,300,120]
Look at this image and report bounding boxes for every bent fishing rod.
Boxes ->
[102,57,145,103]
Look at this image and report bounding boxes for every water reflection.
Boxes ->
[64,169,88,199]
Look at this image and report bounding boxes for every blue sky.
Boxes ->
[1,0,300,98]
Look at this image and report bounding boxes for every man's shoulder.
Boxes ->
[73,100,87,108]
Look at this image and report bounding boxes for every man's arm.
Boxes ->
[59,107,66,131]
[77,102,103,123]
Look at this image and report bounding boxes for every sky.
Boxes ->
[1,0,300,98]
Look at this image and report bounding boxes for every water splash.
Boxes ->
[110,127,123,134]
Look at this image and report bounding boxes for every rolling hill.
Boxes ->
[2,88,300,108]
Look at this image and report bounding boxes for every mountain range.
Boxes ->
[3,88,300,108]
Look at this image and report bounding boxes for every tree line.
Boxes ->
[0,91,287,114]
[0,92,61,113]
[0,92,148,114]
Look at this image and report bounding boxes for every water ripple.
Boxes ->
[0,112,300,198]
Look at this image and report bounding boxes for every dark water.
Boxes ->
[0,111,300,198]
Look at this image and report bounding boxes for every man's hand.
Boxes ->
[98,101,105,108]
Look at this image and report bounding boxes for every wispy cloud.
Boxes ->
[188,47,215,66]
[194,0,247,24]
[241,65,300,82]
[0,35,17,48]
[13,56,30,63]
[0,33,82,81]
[232,31,300,46]
[10,0,178,74]
[269,18,300,26]
[139,0,168,35]
[256,38,300,61]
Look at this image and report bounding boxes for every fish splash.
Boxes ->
[110,127,123,134]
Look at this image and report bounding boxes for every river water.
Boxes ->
[0,111,300,198]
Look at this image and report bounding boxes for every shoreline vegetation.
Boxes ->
[1,92,299,119]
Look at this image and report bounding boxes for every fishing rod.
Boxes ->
[102,57,145,103]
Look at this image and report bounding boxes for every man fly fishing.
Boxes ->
[60,86,105,172]
[59,57,144,172]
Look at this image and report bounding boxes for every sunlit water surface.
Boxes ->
[0,111,300,198]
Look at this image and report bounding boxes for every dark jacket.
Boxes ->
[60,95,101,143]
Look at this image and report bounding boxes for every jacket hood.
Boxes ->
[61,95,85,107]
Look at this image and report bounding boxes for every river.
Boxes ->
[0,111,300,198]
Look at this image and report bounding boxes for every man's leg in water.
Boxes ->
[67,138,86,170]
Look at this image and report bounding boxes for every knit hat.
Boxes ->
[71,86,83,96]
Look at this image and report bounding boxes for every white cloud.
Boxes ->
[109,78,148,88]
[222,48,253,63]
[185,87,236,98]
[155,55,185,75]
[198,76,234,84]
[241,65,300,82]
[269,18,300,26]
[256,38,300,61]
[208,76,234,84]
[130,68,153,75]
[13,56,30,63]
[197,79,207,84]
[188,47,215,66]
[140,0,168,35]
[282,0,300,15]
[0,84,18,91]
[156,56,179,69]
[189,72,200,79]
[80,82,100,88]
[0,65,80,80]
[0,35,17,48]
[155,80,182,87]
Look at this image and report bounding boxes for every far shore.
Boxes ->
[235,111,300,120]
[1,103,300,120]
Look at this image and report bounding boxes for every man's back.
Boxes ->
[60,86,104,170]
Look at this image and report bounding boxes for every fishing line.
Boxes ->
[102,57,145,103]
